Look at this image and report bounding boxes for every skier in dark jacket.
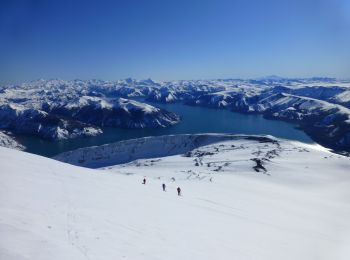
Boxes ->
[162,183,166,192]
[142,178,146,185]
[177,187,181,196]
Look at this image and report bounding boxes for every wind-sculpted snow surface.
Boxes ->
[1,135,350,260]
[1,77,350,150]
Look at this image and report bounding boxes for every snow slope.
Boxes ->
[1,135,350,260]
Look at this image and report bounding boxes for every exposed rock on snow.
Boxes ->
[52,133,308,171]
[0,131,25,150]
[54,134,280,168]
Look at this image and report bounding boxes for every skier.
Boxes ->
[162,183,166,192]
[142,178,146,185]
[177,187,181,196]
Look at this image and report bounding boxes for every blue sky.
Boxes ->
[1,0,350,83]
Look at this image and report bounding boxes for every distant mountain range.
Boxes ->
[1,77,350,152]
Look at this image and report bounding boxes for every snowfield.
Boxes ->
[1,134,350,260]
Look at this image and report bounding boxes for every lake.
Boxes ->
[17,102,314,157]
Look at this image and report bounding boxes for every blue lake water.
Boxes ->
[18,102,313,157]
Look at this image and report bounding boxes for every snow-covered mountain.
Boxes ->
[1,134,350,259]
[0,80,180,141]
[0,103,102,141]
[2,77,350,151]
[45,96,179,129]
